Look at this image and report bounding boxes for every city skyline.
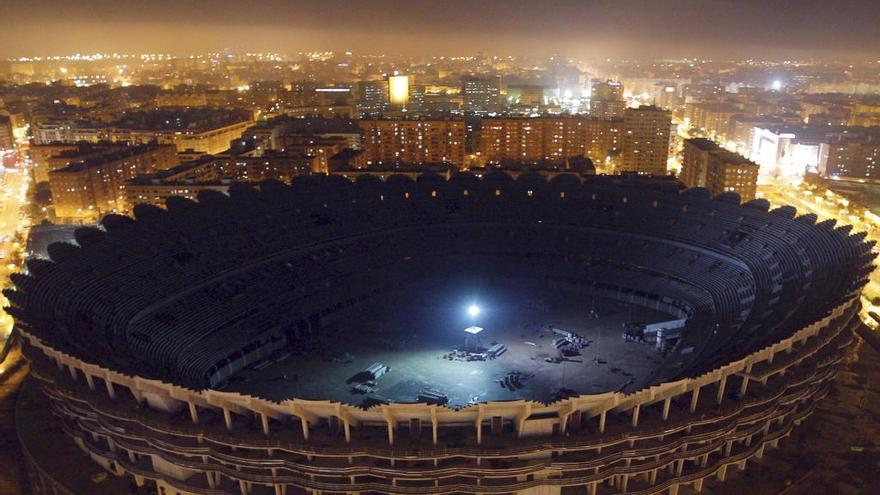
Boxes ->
[2,0,880,60]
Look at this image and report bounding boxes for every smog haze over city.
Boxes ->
[2,2,880,495]
[1,0,880,59]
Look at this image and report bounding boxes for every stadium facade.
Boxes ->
[8,172,874,495]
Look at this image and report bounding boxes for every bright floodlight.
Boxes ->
[467,304,480,317]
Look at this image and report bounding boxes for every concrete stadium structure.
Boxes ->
[7,172,875,495]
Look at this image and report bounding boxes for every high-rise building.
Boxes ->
[478,117,622,166]
[388,75,410,107]
[48,144,180,220]
[620,105,672,175]
[461,76,502,115]
[479,117,587,165]
[681,138,717,188]
[682,138,760,201]
[824,138,880,179]
[589,80,625,120]
[706,149,760,201]
[356,80,389,117]
[359,119,465,166]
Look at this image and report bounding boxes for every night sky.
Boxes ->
[1,0,879,59]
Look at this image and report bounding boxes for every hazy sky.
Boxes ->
[1,0,879,60]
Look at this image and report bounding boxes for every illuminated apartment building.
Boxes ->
[589,80,626,120]
[682,138,759,201]
[705,149,760,201]
[620,105,672,175]
[478,117,623,166]
[48,144,179,220]
[461,76,502,115]
[277,135,349,173]
[359,119,466,166]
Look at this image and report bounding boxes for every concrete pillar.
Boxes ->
[188,402,199,424]
[68,365,78,381]
[621,474,629,493]
[223,408,233,431]
[694,478,704,493]
[588,482,598,495]
[717,465,728,481]
[344,420,351,443]
[690,387,700,413]
[662,397,672,421]
[700,453,709,467]
[105,378,116,399]
[127,450,136,462]
[134,475,144,487]
[275,485,285,495]
[299,418,310,440]
[386,420,395,445]
[261,413,270,436]
[631,405,640,428]
[669,484,679,495]
[649,469,658,485]
[475,419,482,444]
[84,373,95,391]
[599,410,607,433]
[739,376,750,396]
[239,480,249,495]
[716,375,728,404]
[724,440,733,456]
[756,444,765,459]
[675,459,684,476]
[207,472,216,489]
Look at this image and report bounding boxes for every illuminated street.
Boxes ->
[0,168,28,344]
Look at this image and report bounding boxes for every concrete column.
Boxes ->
[84,373,95,391]
[127,450,136,462]
[649,469,658,485]
[716,375,728,404]
[756,444,765,459]
[690,387,700,413]
[431,407,438,446]
[631,405,640,428]
[134,475,144,487]
[223,408,233,431]
[105,378,116,399]
[275,485,285,495]
[621,474,629,493]
[239,480,249,495]
[669,484,679,495]
[207,472,216,489]
[724,440,733,456]
[588,482,598,495]
[300,418,310,440]
[188,402,199,424]
[386,420,395,445]
[343,420,351,443]
[739,376,750,396]
[599,410,607,433]
[675,459,684,476]
[662,397,672,421]
[261,413,270,436]
[68,365,78,381]
[700,453,709,467]
[694,478,704,493]
[717,465,727,481]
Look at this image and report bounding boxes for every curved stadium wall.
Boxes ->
[8,172,875,495]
